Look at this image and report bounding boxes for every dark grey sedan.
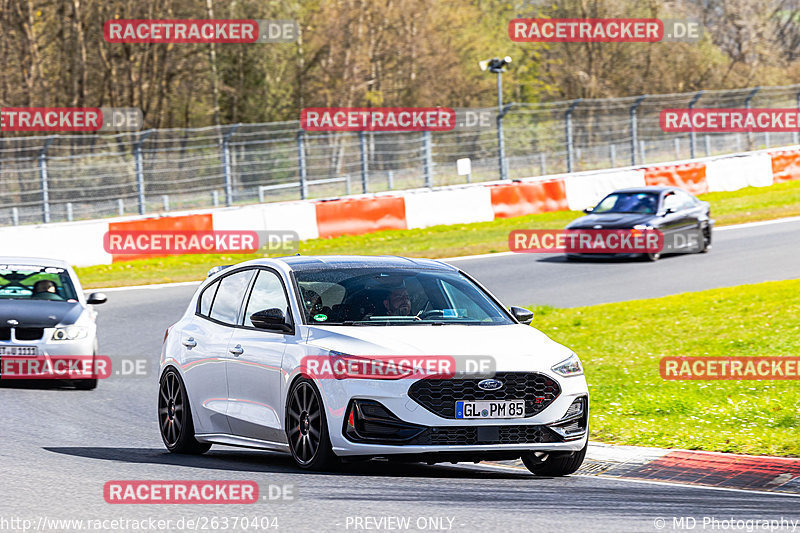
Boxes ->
[565,186,713,261]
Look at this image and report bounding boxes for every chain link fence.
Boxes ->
[3,84,800,227]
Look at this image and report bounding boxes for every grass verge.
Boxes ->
[76,179,800,288]
[531,279,800,457]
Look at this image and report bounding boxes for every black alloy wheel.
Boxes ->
[158,368,210,454]
[286,378,337,470]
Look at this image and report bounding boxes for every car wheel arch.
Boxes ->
[283,374,328,429]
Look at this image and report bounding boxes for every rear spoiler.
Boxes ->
[206,265,233,278]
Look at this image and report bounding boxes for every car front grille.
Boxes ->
[15,328,44,341]
[0,327,10,341]
[407,372,561,419]
[408,424,561,446]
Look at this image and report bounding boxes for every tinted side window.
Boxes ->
[198,280,219,316]
[676,191,696,209]
[209,270,254,325]
[663,193,681,211]
[242,270,290,327]
[440,279,485,320]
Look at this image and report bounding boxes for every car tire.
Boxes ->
[158,368,211,454]
[75,350,99,390]
[521,442,587,476]
[74,379,97,390]
[699,226,711,253]
[285,378,339,471]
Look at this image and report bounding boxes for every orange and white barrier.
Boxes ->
[644,161,707,195]
[489,179,568,219]
[4,145,800,267]
[704,153,773,192]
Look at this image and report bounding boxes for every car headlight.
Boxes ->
[52,326,89,341]
[324,350,416,380]
[551,353,583,377]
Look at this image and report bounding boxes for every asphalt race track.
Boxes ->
[452,217,800,308]
[2,219,800,532]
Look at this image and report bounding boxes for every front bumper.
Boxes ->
[0,330,97,380]
[317,371,589,457]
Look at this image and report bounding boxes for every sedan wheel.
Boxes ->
[158,369,210,454]
[699,226,712,253]
[286,379,338,470]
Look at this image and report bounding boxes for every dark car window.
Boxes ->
[208,269,254,325]
[593,193,659,214]
[663,192,682,212]
[294,268,513,326]
[675,190,697,210]
[198,280,219,317]
[0,265,78,301]
[242,270,290,328]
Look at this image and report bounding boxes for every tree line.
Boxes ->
[1,0,799,130]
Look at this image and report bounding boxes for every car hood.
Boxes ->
[304,324,575,371]
[566,212,657,229]
[0,300,83,327]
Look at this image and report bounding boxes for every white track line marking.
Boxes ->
[94,280,200,292]
[441,251,517,262]
[715,215,800,232]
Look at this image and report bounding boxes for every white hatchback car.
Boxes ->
[159,256,588,475]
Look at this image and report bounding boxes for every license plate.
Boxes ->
[0,346,38,356]
[455,400,525,419]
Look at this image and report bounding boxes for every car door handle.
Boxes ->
[229,344,244,356]
[182,337,197,348]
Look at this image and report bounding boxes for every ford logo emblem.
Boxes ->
[7,319,18,326]
[477,379,503,391]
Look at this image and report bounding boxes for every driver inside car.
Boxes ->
[31,279,62,300]
[383,286,412,316]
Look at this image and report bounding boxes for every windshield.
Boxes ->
[592,193,659,214]
[0,265,78,301]
[294,268,514,326]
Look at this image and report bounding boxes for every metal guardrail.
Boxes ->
[2,84,800,226]
[257,176,351,203]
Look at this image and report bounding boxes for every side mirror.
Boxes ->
[662,207,675,216]
[583,206,594,214]
[250,308,292,332]
[510,306,533,325]
[87,292,107,305]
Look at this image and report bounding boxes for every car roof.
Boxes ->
[0,256,72,268]
[610,186,680,195]
[273,255,457,272]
